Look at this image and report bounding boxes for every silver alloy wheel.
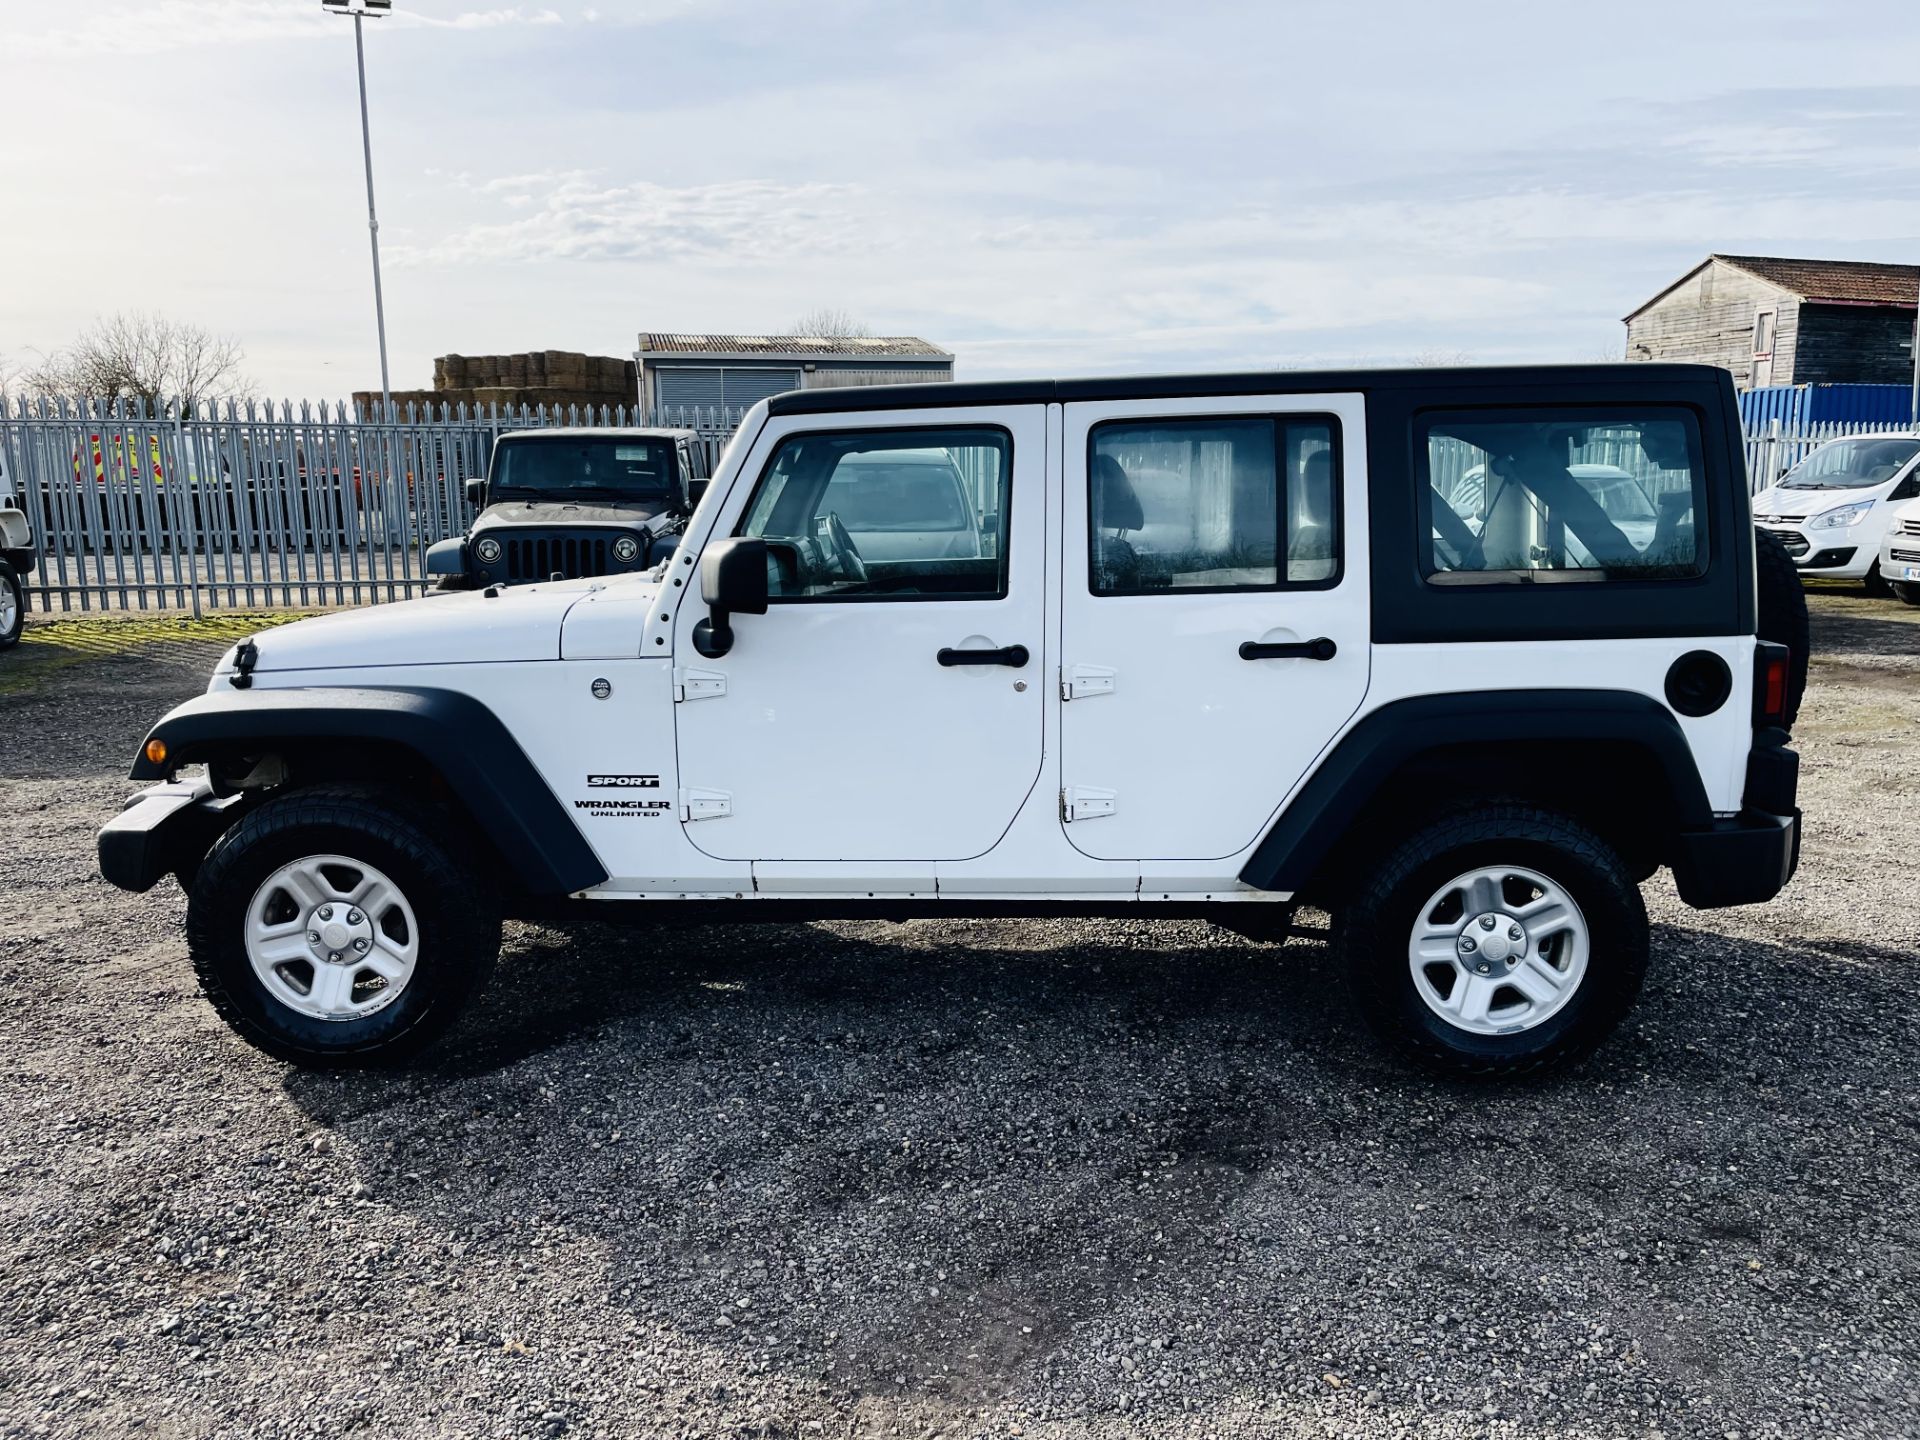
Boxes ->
[0,579,17,637]
[244,854,419,1022]
[1407,864,1590,1036]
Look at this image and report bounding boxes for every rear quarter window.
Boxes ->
[1420,408,1706,584]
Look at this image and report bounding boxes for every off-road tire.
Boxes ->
[0,559,22,650]
[1339,804,1648,1077]
[187,786,500,1068]
[1754,527,1809,727]
[1892,580,1920,608]
[434,574,475,593]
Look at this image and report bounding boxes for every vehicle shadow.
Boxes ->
[1806,589,1920,664]
[276,912,1919,1430]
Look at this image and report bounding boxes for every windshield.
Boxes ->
[821,459,969,531]
[1587,470,1657,523]
[492,438,674,497]
[1779,437,1920,492]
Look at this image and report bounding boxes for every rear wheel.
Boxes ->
[0,559,22,650]
[1340,804,1648,1077]
[187,788,500,1067]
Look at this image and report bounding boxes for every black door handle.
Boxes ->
[938,644,1030,668]
[1239,637,1337,662]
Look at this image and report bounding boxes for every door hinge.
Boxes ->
[1061,786,1117,822]
[1060,664,1116,701]
[674,667,727,702]
[679,787,732,821]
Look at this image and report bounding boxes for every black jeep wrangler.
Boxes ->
[426,428,708,590]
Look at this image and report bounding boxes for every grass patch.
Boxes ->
[1,611,323,698]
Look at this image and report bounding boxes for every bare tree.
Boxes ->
[787,307,873,340]
[22,311,252,414]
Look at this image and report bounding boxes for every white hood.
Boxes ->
[213,579,603,679]
[1751,482,1878,520]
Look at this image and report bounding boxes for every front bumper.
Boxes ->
[1882,535,1920,584]
[98,780,242,893]
[1757,523,1866,575]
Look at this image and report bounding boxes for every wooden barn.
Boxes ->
[1624,254,1919,389]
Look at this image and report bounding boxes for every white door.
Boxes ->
[673,406,1047,863]
[1059,395,1371,862]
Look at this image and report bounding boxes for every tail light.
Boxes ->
[1753,640,1790,728]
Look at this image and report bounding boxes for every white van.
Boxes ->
[1750,432,1920,593]
[1878,495,1920,606]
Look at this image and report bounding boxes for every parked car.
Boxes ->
[101,363,1803,1079]
[1749,432,1920,594]
[0,449,35,650]
[1878,495,1920,606]
[426,428,706,590]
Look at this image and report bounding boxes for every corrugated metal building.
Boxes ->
[635,333,953,414]
[1625,254,1919,389]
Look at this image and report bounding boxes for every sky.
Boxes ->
[3,0,1920,400]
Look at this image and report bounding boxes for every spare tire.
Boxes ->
[1754,526,1810,728]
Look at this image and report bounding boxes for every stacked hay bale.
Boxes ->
[356,350,638,418]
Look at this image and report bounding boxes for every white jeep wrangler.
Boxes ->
[100,365,1804,1075]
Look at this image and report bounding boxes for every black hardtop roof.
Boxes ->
[764,363,1731,416]
[495,426,696,442]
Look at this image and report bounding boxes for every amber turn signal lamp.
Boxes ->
[144,738,168,766]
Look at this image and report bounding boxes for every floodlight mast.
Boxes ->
[322,0,395,419]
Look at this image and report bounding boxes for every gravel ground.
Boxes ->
[2,593,1915,1440]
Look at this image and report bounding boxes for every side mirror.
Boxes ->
[465,476,487,509]
[692,537,768,658]
[686,478,710,510]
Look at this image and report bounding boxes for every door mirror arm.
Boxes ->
[692,537,769,658]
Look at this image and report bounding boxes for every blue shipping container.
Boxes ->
[1740,384,1915,431]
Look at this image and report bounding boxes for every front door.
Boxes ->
[673,405,1047,863]
[1059,394,1371,862]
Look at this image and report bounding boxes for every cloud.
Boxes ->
[2,0,565,57]
[390,174,872,267]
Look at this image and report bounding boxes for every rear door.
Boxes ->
[1058,393,1371,862]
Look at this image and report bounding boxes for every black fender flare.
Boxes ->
[1238,689,1712,893]
[130,686,608,895]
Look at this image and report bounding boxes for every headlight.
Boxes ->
[475,537,502,563]
[612,536,640,563]
[1810,502,1872,530]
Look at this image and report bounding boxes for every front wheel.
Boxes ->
[1862,554,1892,597]
[1340,805,1648,1077]
[0,559,22,650]
[187,787,500,1067]
[1891,580,1920,608]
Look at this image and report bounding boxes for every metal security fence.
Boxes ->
[1742,418,1909,492]
[0,396,747,615]
[4,394,1907,617]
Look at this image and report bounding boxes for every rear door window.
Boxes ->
[1088,416,1340,594]
[1421,409,1706,582]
